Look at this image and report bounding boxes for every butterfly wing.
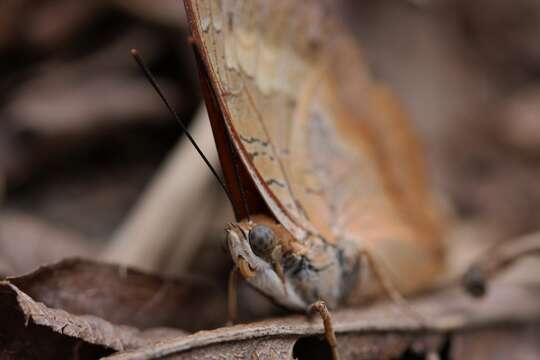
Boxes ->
[185,0,444,293]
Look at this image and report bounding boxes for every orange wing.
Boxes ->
[186,0,445,295]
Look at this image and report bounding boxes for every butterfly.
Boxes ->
[184,0,445,316]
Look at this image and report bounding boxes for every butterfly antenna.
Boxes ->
[130,48,232,204]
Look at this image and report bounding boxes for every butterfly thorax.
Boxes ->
[226,215,360,310]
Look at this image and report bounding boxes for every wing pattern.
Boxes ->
[186,0,444,291]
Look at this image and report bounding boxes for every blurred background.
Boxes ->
[1,0,540,331]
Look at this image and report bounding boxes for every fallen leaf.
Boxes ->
[5,258,227,331]
[0,280,184,360]
[104,283,540,360]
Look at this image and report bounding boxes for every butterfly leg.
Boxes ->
[358,249,427,327]
[227,266,239,325]
[307,300,340,360]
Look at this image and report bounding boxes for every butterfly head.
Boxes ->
[226,215,355,311]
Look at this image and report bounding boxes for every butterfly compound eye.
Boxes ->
[248,224,276,256]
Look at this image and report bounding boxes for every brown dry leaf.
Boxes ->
[104,283,540,360]
[3,258,226,332]
[0,258,244,359]
[0,280,185,359]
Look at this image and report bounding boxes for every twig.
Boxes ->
[463,231,540,297]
